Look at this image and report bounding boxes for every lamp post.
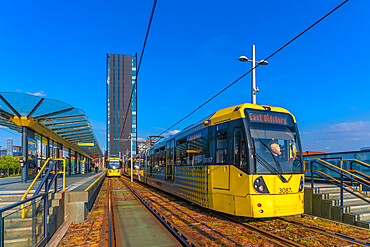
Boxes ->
[239,45,268,104]
[130,134,133,182]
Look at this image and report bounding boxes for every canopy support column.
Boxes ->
[68,148,72,176]
[21,126,28,183]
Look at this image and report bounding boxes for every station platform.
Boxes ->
[0,171,105,195]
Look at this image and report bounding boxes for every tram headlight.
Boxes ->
[253,176,270,194]
[298,176,304,192]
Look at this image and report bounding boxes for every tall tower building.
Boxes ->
[106,54,137,160]
[7,138,13,156]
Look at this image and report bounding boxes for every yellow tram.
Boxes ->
[125,156,144,179]
[130,103,304,217]
[106,157,122,177]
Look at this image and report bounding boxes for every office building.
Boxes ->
[106,54,137,159]
[7,138,13,156]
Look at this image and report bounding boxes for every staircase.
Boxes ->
[306,184,370,228]
[304,158,370,229]
[1,193,64,247]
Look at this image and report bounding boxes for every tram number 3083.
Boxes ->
[279,188,292,194]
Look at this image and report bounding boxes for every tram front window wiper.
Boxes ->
[254,153,287,183]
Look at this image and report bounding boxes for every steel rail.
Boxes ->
[279,217,370,247]
[220,214,304,247]
[119,178,197,247]
[107,178,117,247]
[108,178,113,246]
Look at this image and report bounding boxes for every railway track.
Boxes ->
[102,178,117,246]
[105,177,195,246]
[279,216,370,246]
[120,176,294,246]
[121,176,370,246]
[226,215,370,247]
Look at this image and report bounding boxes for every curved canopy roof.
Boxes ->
[0,92,103,158]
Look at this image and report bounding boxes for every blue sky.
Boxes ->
[0,0,369,153]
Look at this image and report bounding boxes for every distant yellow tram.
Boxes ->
[125,156,144,178]
[106,157,122,177]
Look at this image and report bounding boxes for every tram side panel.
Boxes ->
[145,164,304,218]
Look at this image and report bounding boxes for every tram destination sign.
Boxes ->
[246,109,293,126]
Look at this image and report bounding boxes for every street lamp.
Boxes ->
[122,135,134,182]
[238,45,268,104]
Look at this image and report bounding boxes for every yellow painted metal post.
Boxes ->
[63,159,66,191]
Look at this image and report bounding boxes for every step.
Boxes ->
[356,212,370,221]
[4,226,32,240]
[0,193,57,205]
[4,218,32,228]
[0,195,25,202]
[313,185,362,194]
[323,192,357,200]
[4,237,32,247]
[356,220,370,229]
[4,225,44,241]
[332,197,370,206]
[342,204,370,214]
[0,201,32,208]
[323,191,370,200]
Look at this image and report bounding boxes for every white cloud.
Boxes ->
[137,137,146,142]
[301,121,370,152]
[163,130,180,138]
[27,91,47,97]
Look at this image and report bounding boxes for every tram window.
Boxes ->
[175,138,188,166]
[166,141,174,166]
[216,129,228,163]
[188,131,206,166]
[233,128,247,169]
[154,149,159,167]
[159,149,166,167]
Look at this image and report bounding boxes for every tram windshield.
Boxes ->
[250,124,302,175]
[108,160,121,170]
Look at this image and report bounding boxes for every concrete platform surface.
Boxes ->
[0,171,105,195]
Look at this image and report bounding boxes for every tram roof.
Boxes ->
[0,92,103,158]
[150,102,296,149]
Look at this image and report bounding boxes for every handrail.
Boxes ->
[21,157,52,201]
[305,158,370,186]
[310,159,370,191]
[21,158,66,219]
[342,159,370,170]
[313,170,370,199]
[305,158,370,206]
[348,170,370,181]
[313,172,370,204]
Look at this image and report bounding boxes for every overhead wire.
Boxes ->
[118,0,158,142]
[155,0,350,139]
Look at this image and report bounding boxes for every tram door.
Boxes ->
[166,140,175,181]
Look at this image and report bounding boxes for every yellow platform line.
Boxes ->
[84,173,105,192]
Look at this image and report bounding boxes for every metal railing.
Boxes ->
[0,158,66,246]
[304,158,370,207]
[21,158,66,219]
[0,192,49,247]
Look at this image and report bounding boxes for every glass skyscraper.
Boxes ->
[7,138,13,156]
[106,54,137,159]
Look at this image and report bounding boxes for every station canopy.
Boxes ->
[0,92,103,158]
